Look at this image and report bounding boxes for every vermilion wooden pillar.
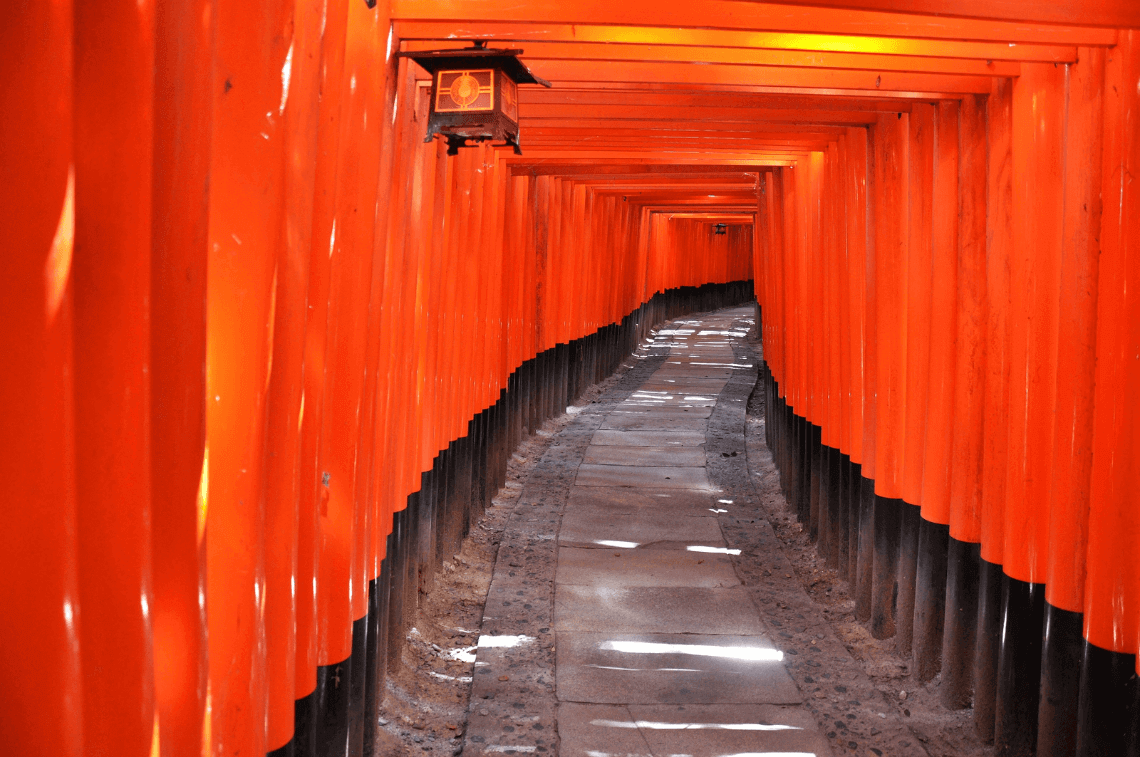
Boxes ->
[899,102,934,658]
[1036,46,1105,757]
[856,131,878,624]
[205,0,294,750]
[314,3,387,752]
[914,100,959,684]
[944,91,987,712]
[295,1,349,747]
[0,3,83,754]
[869,110,908,641]
[72,1,158,754]
[260,0,329,751]
[976,75,1014,744]
[150,0,213,754]
[995,61,1065,757]
[842,126,868,522]
[1079,31,1140,757]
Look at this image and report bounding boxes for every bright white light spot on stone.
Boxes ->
[592,720,800,732]
[716,753,816,757]
[687,545,741,556]
[602,640,782,662]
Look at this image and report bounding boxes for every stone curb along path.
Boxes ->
[463,307,931,757]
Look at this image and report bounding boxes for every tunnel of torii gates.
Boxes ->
[3,0,1140,756]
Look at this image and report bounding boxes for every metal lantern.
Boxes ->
[401,41,551,156]
[714,223,727,235]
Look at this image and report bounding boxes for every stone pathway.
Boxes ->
[463,307,833,757]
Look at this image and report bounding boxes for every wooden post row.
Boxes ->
[754,47,1140,757]
[2,3,759,755]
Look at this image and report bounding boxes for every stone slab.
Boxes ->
[642,375,729,384]
[660,357,742,364]
[599,415,709,432]
[656,362,737,371]
[554,585,765,635]
[565,486,722,515]
[590,429,706,447]
[650,374,737,383]
[610,404,714,417]
[574,463,712,490]
[581,444,707,468]
[555,703,650,757]
[556,547,739,589]
[627,390,719,404]
[556,632,802,705]
[557,702,833,757]
[627,392,720,402]
[637,382,728,395]
[558,508,724,549]
[662,351,739,358]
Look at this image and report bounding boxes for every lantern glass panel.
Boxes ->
[435,69,495,112]
[500,72,518,122]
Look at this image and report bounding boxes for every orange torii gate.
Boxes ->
[2,1,1138,757]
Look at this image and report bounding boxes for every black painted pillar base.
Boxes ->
[942,537,980,709]
[363,558,392,757]
[785,405,793,504]
[854,475,875,623]
[896,503,920,656]
[826,449,842,570]
[808,424,822,542]
[870,494,902,639]
[913,519,949,683]
[315,654,352,757]
[1075,640,1139,757]
[836,454,852,582]
[818,442,833,560]
[975,556,1004,743]
[386,506,407,666]
[794,414,807,523]
[347,614,368,755]
[1037,603,1083,757]
[847,462,861,585]
[799,416,810,524]
[780,398,791,499]
[293,686,317,757]
[994,575,1046,757]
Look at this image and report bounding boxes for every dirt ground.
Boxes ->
[740,332,992,757]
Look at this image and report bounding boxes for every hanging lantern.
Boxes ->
[714,223,728,236]
[401,41,551,156]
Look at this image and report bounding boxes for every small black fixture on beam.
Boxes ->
[400,41,551,156]
[714,223,728,235]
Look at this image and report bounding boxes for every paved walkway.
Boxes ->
[464,307,832,757]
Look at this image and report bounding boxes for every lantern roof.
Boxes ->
[401,43,552,88]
